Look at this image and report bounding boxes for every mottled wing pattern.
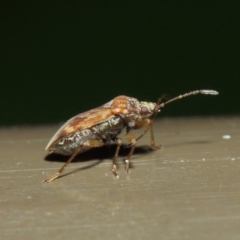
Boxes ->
[46,105,114,150]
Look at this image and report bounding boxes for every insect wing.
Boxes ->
[46,105,113,150]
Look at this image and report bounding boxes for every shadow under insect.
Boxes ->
[44,144,153,177]
[165,140,212,149]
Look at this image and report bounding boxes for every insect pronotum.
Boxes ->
[44,89,218,183]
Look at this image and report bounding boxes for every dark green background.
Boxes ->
[1,2,239,125]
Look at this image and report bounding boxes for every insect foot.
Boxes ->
[125,159,130,173]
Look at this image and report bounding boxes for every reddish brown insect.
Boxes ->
[44,89,218,183]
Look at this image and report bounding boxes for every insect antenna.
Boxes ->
[157,89,219,109]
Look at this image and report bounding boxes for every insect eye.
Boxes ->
[141,107,149,115]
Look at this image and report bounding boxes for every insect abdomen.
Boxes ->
[49,116,125,155]
[49,129,96,155]
[92,116,125,140]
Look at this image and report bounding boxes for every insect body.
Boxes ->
[44,90,218,183]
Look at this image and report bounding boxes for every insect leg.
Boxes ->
[112,138,122,178]
[133,119,150,130]
[134,120,151,142]
[43,145,84,183]
[43,139,104,183]
[125,131,137,173]
[149,123,161,150]
[133,119,161,150]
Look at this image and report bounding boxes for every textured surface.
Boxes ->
[1,117,240,240]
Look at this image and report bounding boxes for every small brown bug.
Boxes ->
[44,89,218,183]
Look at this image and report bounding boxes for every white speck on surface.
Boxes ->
[231,158,235,161]
[222,134,231,139]
[202,158,205,161]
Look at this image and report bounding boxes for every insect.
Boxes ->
[44,89,218,183]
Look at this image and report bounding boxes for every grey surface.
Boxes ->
[1,117,240,240]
